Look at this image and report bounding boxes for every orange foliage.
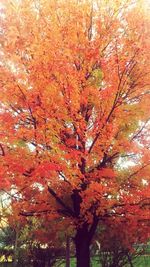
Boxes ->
[0,0,150,250]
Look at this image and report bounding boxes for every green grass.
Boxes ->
[133,256,150,267]
[57,255,150,267]
[94,256,150,267]
[0,256,149,266]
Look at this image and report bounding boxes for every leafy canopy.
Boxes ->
[0,0,150,235]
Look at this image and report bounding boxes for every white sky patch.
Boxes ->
[33,183,44,191]
[116,156,137,169]
[0,192,11,208]
[85,137,93,150]
[142,179,149,186]
[27,142,36,152]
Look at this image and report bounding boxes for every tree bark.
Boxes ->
[75,226,90,267]
[66,236,70,267]
[13,229,19,267]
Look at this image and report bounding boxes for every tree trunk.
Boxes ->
[75,226,90,267]
[13,229,19,267]
[75,240,90,267]
[66,236,70,267]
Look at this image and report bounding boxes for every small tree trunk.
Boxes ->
[66,236,70,267]
[14,229,19,267]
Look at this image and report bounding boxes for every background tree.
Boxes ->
[0,1,150,267]
[0,200,68,267]
[94,218,150,267]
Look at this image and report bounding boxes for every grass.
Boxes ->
[134,256,150,267]
[0,255,149,266]
[57,255,150,267]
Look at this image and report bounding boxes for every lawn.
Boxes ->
[57,255,150,267]
[0,256,149,266]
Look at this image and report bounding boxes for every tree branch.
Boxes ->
[20,208,73,217]
[48,186,75,217]
[88,216,99,242]
[88,3,93,40]
[0,144,5,156]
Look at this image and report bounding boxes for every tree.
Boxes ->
[0,0,150,267]
[95,218,150,267]
[0,200,66,267]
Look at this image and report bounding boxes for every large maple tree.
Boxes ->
[0,0,150,266]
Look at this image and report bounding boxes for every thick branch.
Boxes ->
[88,216,99,242]
[48,186,75,217]
[20,208,72,217]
